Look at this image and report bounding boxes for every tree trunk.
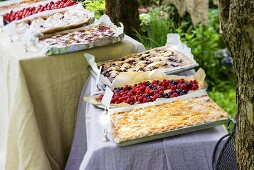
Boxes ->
[219,0,254,169]
[105,0,140,38]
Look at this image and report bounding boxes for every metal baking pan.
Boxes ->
[45,31,124,55]
[116,118,229,146]
[87,45,199,86]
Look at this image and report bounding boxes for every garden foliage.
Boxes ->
[82,0,105,18]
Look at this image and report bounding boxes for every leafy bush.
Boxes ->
[208,87,236,117]
[137,6,176,49]
[83,0,105,18]
[177,9,234,88]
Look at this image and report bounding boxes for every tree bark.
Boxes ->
[105,0,140,38]
[219,0,254,169]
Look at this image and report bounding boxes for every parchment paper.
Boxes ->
[111,68,205,88]
[84,69,206,108]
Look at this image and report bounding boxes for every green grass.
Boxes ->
[208,87,237,118]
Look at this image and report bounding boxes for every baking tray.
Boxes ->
[41,15,124,55]
[85,34,199,86]
[15,5,94,35]
[116,118,229,146]
[84,69,207,109]
[0,0,45,15]
[45,33,124,55]
[97,45,199,75]
[107,91,230,146]
[97,46,198,84]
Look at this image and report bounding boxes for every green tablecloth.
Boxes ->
[0,33,145,170]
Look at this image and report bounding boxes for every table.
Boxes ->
[67,75,227,170]
[0,31,145,170]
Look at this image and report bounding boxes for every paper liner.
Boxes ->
[112,68,205,88]
[86,33,198,85]
[84,69,206,109]
[108,91,230,145]
[40,15,124,55]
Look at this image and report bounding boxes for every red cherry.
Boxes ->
[123,85,129,91]
[132,87,137,91]
[143,98,149,103]
[111,98,116,103]
[131,90,136,95]
[192,84,199,90]
[159,91,164,95]
[180,78,185,84]
[10,15,14,22]
[149,90,155,96]
[176,79,180,83]
[152,80,157,84]
[158,86,165,91]
[180,83,187,90]
[123,96,128,100]
[118,97,124,102]
[141,81,146,86]
[138,96,143,102]
[152,94,159,101]
[130,96,135,102]
[170,85,176,90]
[168,89,174,94]
[159,81,164,86]
[145,87,151,94]
[127,91,133,96]
[140,85,146,91]
[187,82,193,89]
[193,80,198,84]
[163,80,169,87]
[172,93,179,97]
[136,90,142,95]
[114,95,119,100]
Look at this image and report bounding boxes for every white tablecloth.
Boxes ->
[0,31,145,170]
[66,75,227,170]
